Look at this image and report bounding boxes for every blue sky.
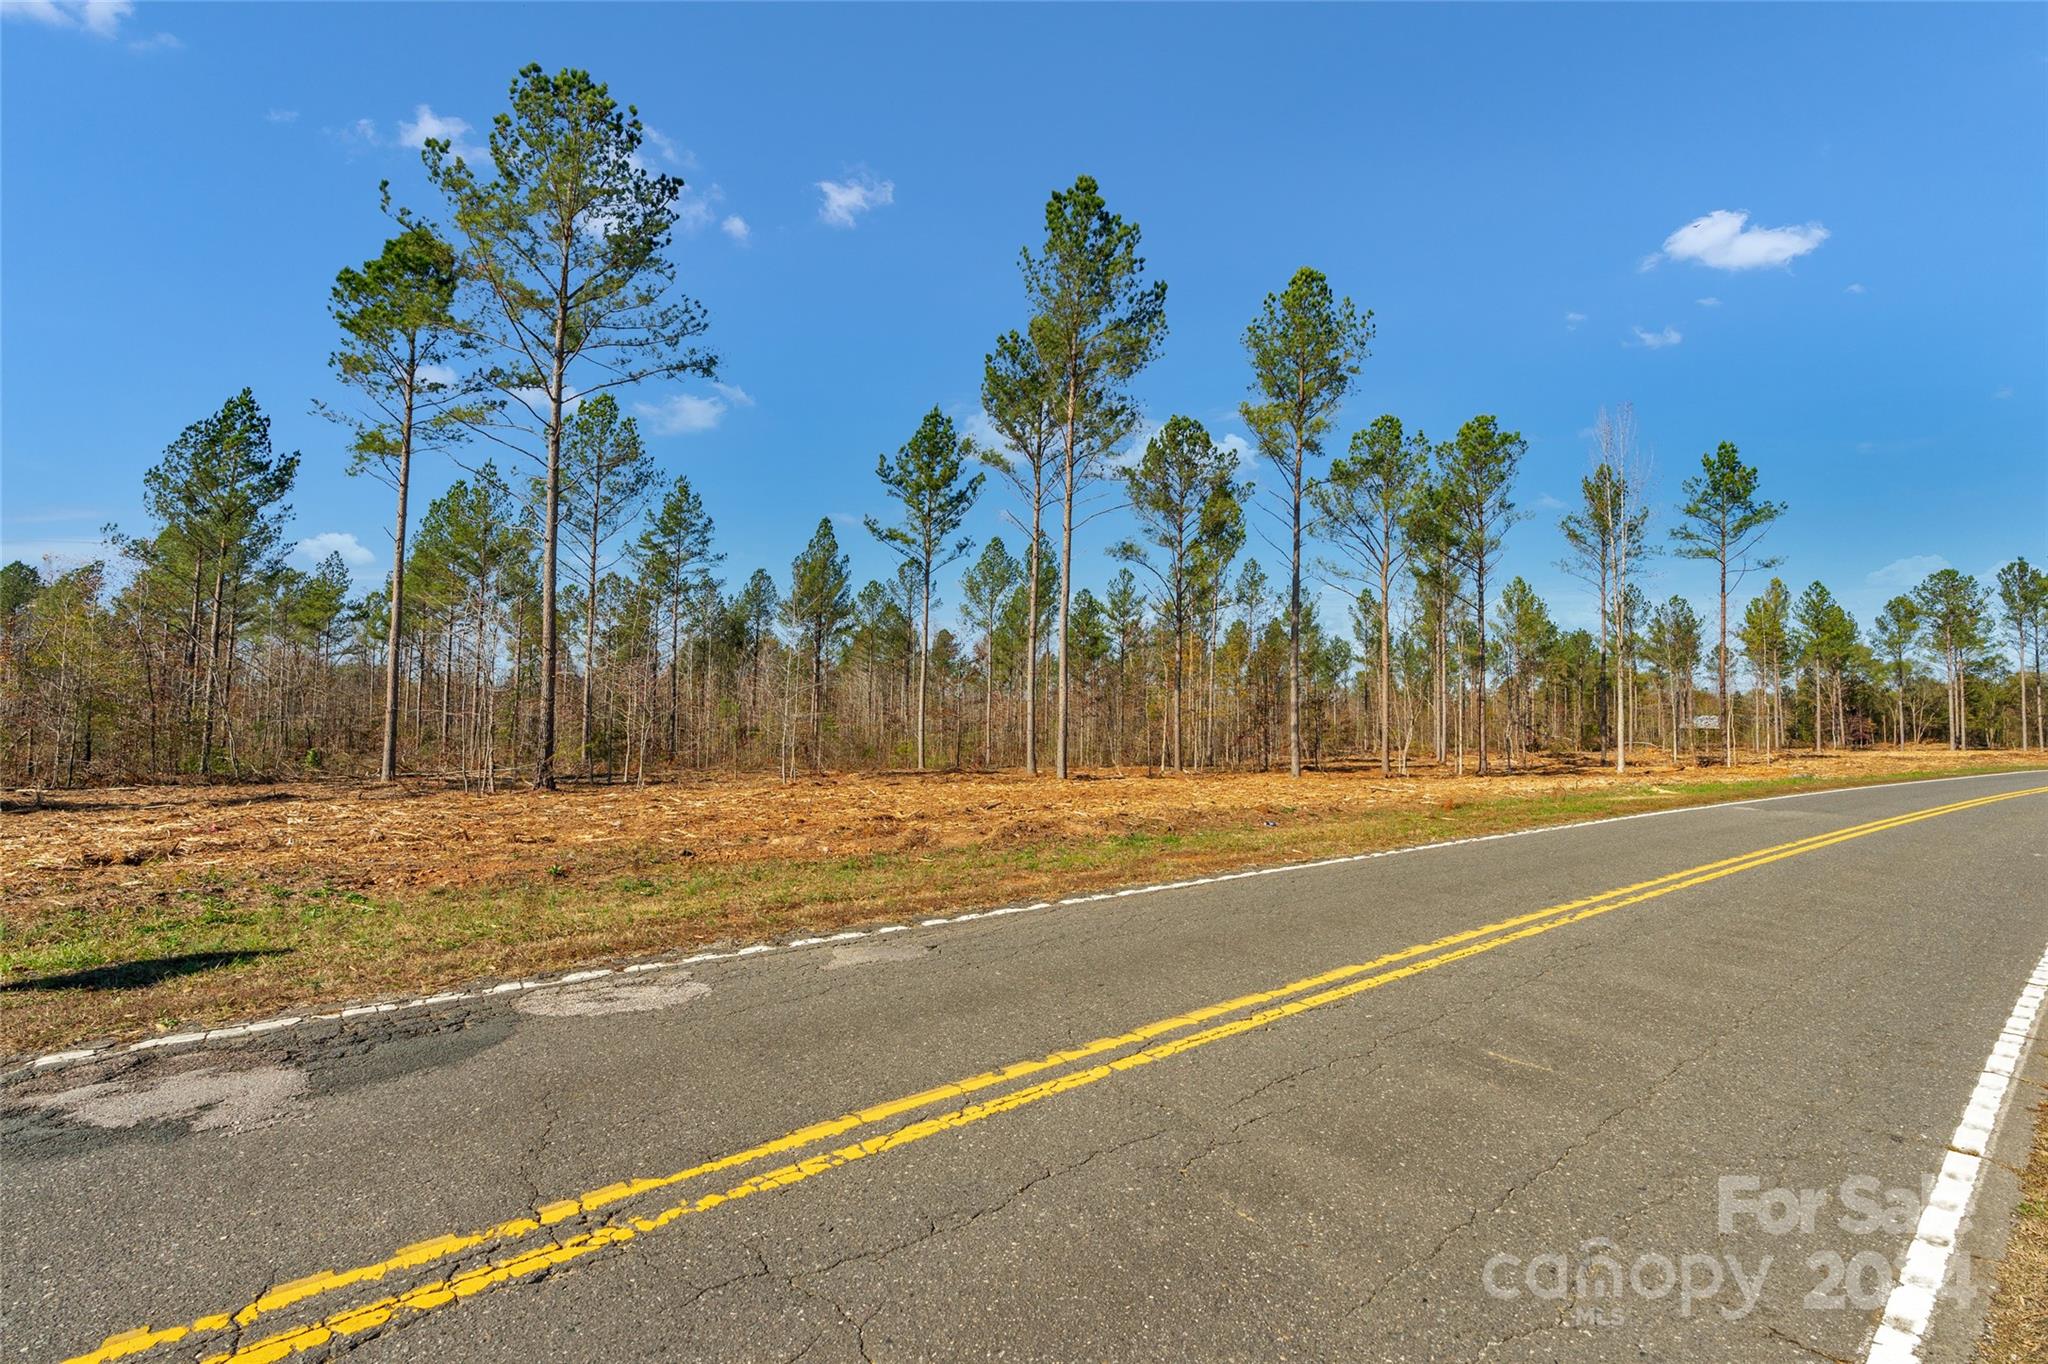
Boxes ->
[4,2,2044,639]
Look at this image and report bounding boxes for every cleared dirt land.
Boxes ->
[2,747,2035,1057]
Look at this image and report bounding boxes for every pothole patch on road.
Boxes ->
[23,1062,307,1133]
[823,940,932,970]
[513,977,711,1018]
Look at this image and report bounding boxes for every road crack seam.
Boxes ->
[1343,979,1789,1323]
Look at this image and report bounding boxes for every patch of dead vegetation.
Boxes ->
[1978,1097,2048,1363]
[3,747,2014,907]
[0,747,2030,1057]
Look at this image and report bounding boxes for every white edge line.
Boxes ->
[1863,940,2048,1363]
[15,768,2043,1077]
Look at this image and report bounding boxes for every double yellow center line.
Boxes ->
[72,784,2046,1364]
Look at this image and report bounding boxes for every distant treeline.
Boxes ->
[3,66,2043,788]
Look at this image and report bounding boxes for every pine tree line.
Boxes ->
[5,394,2042,787]
[5,66,2045,788]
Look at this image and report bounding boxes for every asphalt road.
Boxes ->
[6,771,2046,1364]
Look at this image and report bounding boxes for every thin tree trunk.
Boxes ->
[439,612,454,754]
[1056,374,1077,779]
[1956,652,1968,751]
[916,567,930,770]
[1025,501,1041,774]
[1475,561,1489,776]
[198,544,229,776]
[1813,661,1823,755]
[535,239,571,791]
[381,367,416,782]
[582,469,602,780]
[1718,552,1731,767]
[1378,535,1392,777]
[811,633,825,770]
[1288,418,1303,779]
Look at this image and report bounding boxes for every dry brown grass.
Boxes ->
[1979,1097,2048,1362]
[0,746,2032,1057]
[2,746,2013,902]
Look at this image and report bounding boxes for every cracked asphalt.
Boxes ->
[5,772,2045,1363]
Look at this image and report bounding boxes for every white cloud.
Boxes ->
[4,0,132,37]
[633,385,752,436]
[6,0,179,49]
[1217,433,1251,461]
[397,103,485,164]
[674,182,725,233]
[1993,385,2014,400]
[816,172,894,228]
[620,129,728,236]
[1844,282,1867,295]
[73,0,126,33]
[1655,209,1828,272]
[1696,296,1721,308]
[958,408,1005,452]
[720,214,750,244]
[1564,311,1587,330]
[1533,492,1567,511]
[640,125,695,171]
[648,396,724,433]
[1630,325,1683,349]
[331,117,383,154]
[293,532,375,571]
[1112,422,1158,470]
[1866,554,1950,590]
[397,103,467,147]
[265,108,300,124]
